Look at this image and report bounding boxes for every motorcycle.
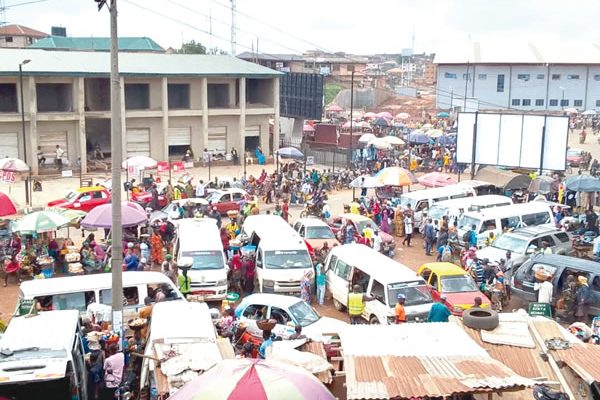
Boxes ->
[533,384,568,400]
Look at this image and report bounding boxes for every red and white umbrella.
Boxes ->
[418,172,457,188]
[326,104,343,112]
[364,112,377,119]
[376,111,393,119]
[396,112,410,120]
[0,192,17,217]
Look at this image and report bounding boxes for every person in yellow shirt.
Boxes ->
[349,199,360,214]
[409,158,418,172]
[348,284,375,325]
[443,154,450,172]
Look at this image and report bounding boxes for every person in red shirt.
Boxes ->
[242,255,255,294]
[229,253,243,294]
[3,255,20,287]
[282,199,289,222]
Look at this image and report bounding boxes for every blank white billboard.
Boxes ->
[456,112,568,171]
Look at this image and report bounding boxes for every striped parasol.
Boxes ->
[170,358,335,400]
[376,167,418,187]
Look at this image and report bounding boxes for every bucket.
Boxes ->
[42,268,53,278]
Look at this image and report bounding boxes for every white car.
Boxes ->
[234,293,346,341]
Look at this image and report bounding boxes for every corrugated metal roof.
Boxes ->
[29,36,165,52]
[0,24,47,38]
[0,48,282,77]
[434,41,600,65]
[237,52,304,62]
[552,344,600,385]
[339,324,532,399]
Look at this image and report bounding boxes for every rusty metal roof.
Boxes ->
[339,324,532,399]
[552,344,600,385]
[300,341,333,384]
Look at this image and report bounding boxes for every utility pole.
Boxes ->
[463,61,469,111]
[230,0,236,56]
[349,70,355,169]
[97,0,124,337]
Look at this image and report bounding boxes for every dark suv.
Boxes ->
[512,254,600,318]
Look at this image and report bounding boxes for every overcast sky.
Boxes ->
[4,0,599,55]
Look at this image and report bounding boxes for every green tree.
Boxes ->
[208,47,228,55]
[176,40,207,54]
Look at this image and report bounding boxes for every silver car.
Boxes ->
[476,226,572,269]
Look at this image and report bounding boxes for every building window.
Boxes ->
[596,100,600,107]
[124,84,150,110]
[444,72,457,79]
[594,74,600,81]
[535,99,544,106]
[332,64,340,72]
[549,99,558,106]
[347,65,354,72]
[551,74,561,80]
[478,73,487,80]
[511,99,521,106]
[522,99,531,106]
[574,99,583,107]
[536,74,545,79]
[462,73,471,80]
[167,84,190,109]
[567,74,580,80]
[207,83,230,108]
[36,83,73,112]
[5,37,13,43]
[0,84,18,112]
[560,99,569,107]
[497,74,505,92]
[517,74,530,81]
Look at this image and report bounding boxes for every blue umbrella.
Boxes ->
[276,147,304,159]
[408,132,430,144]
[372,117,390,127]
[437,111,450,118]
[436,134,456,145]
[564,175,600,192]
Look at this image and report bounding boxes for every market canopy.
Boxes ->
[81,201,147,229]
[418,172,457,188]
[474,167,532,190]
[14,210,70,234]
[276,147,304,159]
[122,155,157,170]
[0,192,17,217]
[349,175,384,189]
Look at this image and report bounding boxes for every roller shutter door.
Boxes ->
[0,133,18,159]
[245,125,260,136]
[39,131,67,162]
[168,127,191,146]
[126,128,151,157]
[208,126,227,153]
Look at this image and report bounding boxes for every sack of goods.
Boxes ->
[534,268,553,282]
[65,253,81,263]
[68,262,83,274]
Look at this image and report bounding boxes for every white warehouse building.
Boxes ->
[434,42,600,112]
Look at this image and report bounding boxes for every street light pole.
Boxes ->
[560,86,566,110]
[19,60,30,207]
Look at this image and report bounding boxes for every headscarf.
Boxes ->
[578,276,588,286]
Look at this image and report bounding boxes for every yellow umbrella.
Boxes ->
[376,167,418,187]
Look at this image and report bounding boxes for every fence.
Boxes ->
[303,146,351,171]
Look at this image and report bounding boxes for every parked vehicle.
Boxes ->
[131,182,170,209]
[457,202,554,247]
[417,262,490,315]
[139,301,230,397]
[427,194,512,227]
[159,198,209,220]
[235,293,346,341]
[325,244,433,323]
[16,271,184,320]
[0,310,88,400]
[206,188,254,214]
[512,254,600,318]
[292,217,340,249]
[476,226,572,268]
[329,213,395,253]
[47,186,111,212]
[566,148,585,167]
[242,215,313,294]
[397,183,478,229]
[173,218,228,300]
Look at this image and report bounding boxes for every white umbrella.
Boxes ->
[122,155,158,169]
[422,123,433,129]
[383,136,405,145]
[564,107,578,115]
[368,137,392,150]
[582,110,596,116]
[358,133,376,143]
[349,175,384,188]
[0,157,29,172]
[426,129,444,138]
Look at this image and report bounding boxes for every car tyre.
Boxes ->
[462,308,499,330]
[369,315,380,325]
[299,210,308,218]
[333,298,345,311]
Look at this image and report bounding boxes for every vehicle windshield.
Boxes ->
[567,149,582,157]
[64,191,78,202]
[387,282,432,306]
[306,226,335,239]
[427,205,448,220]
[458,215,480,231]
[355,219,377,233]
[440,276,479,293]
[182,251,225,270]
[264,250,312,269]
[288,300,321,327]
[0,348,67,362]
[398,197,416,208]
[491,234,529,253]
[206,192,223,202]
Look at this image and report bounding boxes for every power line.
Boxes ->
[4,0,49,8]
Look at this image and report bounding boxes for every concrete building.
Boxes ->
[0,48,281,174]
[0,24,48,48]
[435,42,600,112]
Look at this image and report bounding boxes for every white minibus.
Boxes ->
[427,194,513,227]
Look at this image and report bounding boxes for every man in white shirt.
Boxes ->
[195,179,206,197]
[538,241,552,255]
[55,145,65,171]
[534,278,553,304]
[373,229,383,253]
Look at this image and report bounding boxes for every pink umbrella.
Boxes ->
[396,112,410,120]
[0,192,17,217]
[376,111,393,120]
[326,104,343,112]
[418,172,457,188]
[81,201,148,229]
[303,124,315,132]
[364,112,377,119]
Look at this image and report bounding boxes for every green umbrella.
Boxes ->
[14,210,70,234]
[45,207,87,224]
